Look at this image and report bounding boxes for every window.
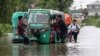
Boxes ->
[28,13,49,24]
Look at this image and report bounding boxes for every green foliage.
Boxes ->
[0,24,12,36]
[83,17,100,27]
[0,0,73,24]
[0,30,3,37]
[96,19,100,27]
[0,24,12,33]
[95,13,99,18]
[35,0,73,12]
[83,17,96,25]
[0,0,34,24]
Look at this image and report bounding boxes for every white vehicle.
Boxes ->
[72,13,85,26]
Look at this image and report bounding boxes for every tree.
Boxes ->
[0,0,73,24]
[0,0,35,24]
[35,0,73,12]
[0,0,21,24]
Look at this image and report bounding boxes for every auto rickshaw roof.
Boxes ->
[28,9,64,15]
[49,10,64,15]
[12,12,26,19]
[12,12,26,27]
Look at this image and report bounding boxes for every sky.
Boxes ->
[70,0,100,10]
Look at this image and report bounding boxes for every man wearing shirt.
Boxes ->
[17,16,29,45]
[68,19,80,42]
[57,15,67,43]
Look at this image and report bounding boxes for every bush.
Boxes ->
[96,19,100,27]
[0,30,3,37]
[83,16,100,27]
[0,24,12,36]
[0,24,12,33]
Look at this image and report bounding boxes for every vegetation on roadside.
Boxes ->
[0,0,73,24]
[35,0,73,12]
[83,17,100,27]
[0,24,12,37]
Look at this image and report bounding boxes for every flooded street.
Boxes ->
[1,26,100,56]
[67,26,100,56]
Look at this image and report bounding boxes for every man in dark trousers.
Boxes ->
[17,16,29,45]
[57,15,68,43]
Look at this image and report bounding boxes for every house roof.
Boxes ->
[88,1,100,5]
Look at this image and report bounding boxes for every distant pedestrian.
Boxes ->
[68,19,80,42]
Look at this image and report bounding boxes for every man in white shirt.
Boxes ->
[68,19,80,42]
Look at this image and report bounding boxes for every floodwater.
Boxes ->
[1,26,100,56]
[12,43,68,56]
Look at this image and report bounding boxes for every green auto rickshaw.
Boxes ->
[12,9,66,44]
[27,9,65,44]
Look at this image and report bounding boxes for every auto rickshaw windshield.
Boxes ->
[28,13,49,24]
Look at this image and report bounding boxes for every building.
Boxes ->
[87,1,100,16]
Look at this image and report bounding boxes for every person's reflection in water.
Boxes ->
[35,44,68,56]
[50,44,56,56]
[12,44,30,56]
[12,44,68,56]
[50,43,68,56]
[19,46,29,56]
[56,44,68,56]
[37,45,50,56]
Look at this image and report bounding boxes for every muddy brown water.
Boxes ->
[1,26,100,56]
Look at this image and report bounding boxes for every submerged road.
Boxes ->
[1,26,100,56]
[67,26,100,56]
